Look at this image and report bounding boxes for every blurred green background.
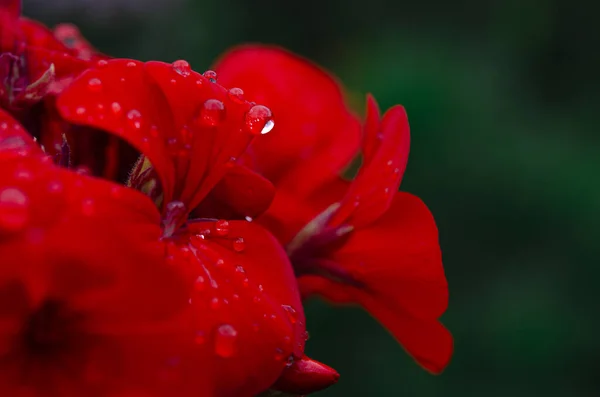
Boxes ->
[26,0,599,395]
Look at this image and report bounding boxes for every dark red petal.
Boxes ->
[163,219,306,396]
[0,0,20,18]
[192,164,276,220]
[330,101,410,228]
[299,192,451,372]
[272,355,339,394]
[214,45,361,196]
[0,155,216,395]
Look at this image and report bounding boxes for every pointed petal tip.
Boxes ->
[272,355,340,394]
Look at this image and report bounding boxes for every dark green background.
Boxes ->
[26,0,599,395]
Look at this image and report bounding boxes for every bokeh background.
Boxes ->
[24,0,599,396]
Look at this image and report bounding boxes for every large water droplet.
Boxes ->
[126,109,142,130]
[232,237,245,252]
[172,60,191,77]
[214,219,229,236]
[196,99,225,127]
[0,187,30,232]
[214,324,237,358]
[228,87,245,104]
[244,105,274,135]
[203,70,217,82]
[87,77,102,92]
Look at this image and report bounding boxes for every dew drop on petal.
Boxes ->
[203,70,217,82]
[214,219,229,236]
[194,276,206,291]
[126,61,137,68]
[196,99,225,127]
[126,109,143,130]
[244,105,274,135]
[0,187,30,232]
[75,106,86,115]
[232,237,245,252]
[172,60,191,77]
[111,102,122,115]
[210,297,220,310]
[214,324,237,358]
[227,87,245,103]
[87,78,102,92]
[281,305,298,325]
[96,59,108,68]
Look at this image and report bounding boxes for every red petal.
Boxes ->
[163,219,306,396]
[0,108,44,158]
[57,59,266,221]
[214,45,361,196]
[299,192,451,372]
[192,164,276,220]
[330,100,410,228]
[272,355,339,394]
[0,0,20,18]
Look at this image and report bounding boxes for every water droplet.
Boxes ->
[214,324,237,358]
[195,99,225,127]
[227,87,245,103]
[47,181,64,194]
[244,216,253,222]
[75,166,91,176]
[0,187,29,232]
[126,61,137,68]
[210,297,220,310]
[235,265,245,275]
[214,219,229,236]
[126,109,142,130]
[75,106,86,115]
[96,59,108,68]
[172,60,191,77]
[194,276,206,291]
[232,237,245,252]
[281,305,298,324]
[215,258,225,267]
[203,70,217,82]
[110,102,122,115]
[303,330,310,341]
[87,77,102,92]
[244,105,274,135]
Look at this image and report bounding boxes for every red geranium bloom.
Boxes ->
[0,57,337,396]
[215,46,453,373]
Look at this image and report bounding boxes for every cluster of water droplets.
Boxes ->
[63,58,276,167]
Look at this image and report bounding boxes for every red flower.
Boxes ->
[0,0,125,178]
[50,59,336,395]
[215,46,453,373]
